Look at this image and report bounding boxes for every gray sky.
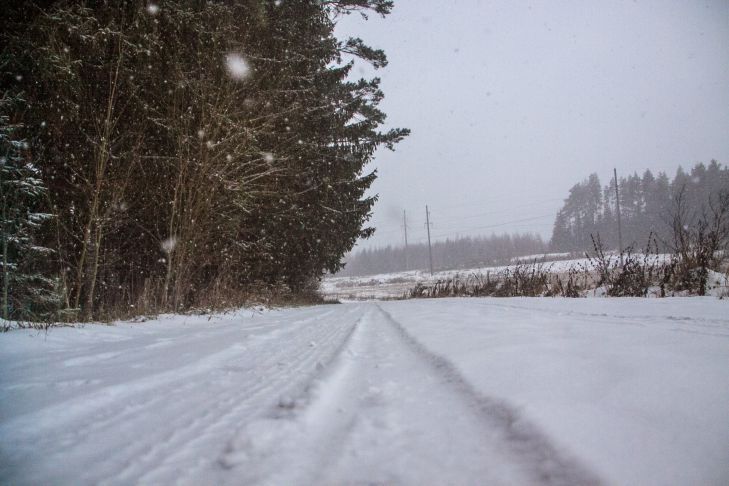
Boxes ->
[335,0,729,250]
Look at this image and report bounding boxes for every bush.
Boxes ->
[667,189,729,295]
[586,234,671,297]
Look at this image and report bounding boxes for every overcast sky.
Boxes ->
[335,0,729,250]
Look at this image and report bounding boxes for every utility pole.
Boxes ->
[614,168,624,266]
[425,205,434,276]
[402,209,409,271]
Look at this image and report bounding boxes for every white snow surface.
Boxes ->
[2,298,728,485]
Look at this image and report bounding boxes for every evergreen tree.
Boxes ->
[0,93,58,321]
[550,162,729,253]
[2,0,408,318]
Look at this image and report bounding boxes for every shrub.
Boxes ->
[586,234,671,297]
[667,189,729,295]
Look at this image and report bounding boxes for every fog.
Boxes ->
[336,0,729,249]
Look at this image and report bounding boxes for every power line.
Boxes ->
[438,198,563,224]
[430,189,559,211]
[430,213,554,239]
[366,212,557,245]
[365,195,565,233]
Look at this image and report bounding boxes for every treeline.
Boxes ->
[550,161,729,252]
[338,232,547,276]
[1,0,407,321]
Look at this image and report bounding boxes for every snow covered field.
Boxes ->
[2,298,728,485]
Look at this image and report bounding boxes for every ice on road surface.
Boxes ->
[1,298,728,485]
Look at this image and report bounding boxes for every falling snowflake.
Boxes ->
[161,236,178,254]
[147,4,159,15]
[225,53,251,80]
[263,152,275,163]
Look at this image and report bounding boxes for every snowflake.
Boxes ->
[161,236,178,253]
[225,53,251,80]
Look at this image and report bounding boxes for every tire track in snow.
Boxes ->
[220,303,602,485]
[131,306,364,485]
[0,306,360,485]
[110,306,360,485]
[215,308,369,482]
[2,309,333,441]
[377,304,603,485]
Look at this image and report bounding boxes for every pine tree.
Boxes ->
[0,93,58,321]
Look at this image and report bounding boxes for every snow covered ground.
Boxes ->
[2,298,728,485]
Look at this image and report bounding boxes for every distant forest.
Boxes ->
[340,161,729,277]
[550,161,729,252]
[337,233,547,277]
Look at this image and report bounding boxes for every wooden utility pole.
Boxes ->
[425,205,434,276]
[614,168,624,266]
[403,209,409,271]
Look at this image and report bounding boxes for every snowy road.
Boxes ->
[2,298,728,485]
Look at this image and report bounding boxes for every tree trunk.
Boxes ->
[74,37,124,319]
[1,214,8,320]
